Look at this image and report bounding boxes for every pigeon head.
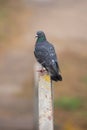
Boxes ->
[35,31,47,43]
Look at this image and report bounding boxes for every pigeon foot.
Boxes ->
[37,68,47,75]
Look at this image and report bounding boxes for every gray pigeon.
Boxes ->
[34,31,62,81]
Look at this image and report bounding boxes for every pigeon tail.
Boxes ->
[51,74,62,81]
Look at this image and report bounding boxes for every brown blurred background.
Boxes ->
[0,0,87,130]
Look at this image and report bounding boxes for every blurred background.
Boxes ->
[0,0,87,130]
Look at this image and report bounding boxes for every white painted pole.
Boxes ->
[34,63,54,130]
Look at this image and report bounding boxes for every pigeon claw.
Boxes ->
[37,68,47,75]
[37,69,46,73]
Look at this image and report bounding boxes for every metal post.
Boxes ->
[34,63,54,130]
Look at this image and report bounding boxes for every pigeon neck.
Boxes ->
[36,36,46,43]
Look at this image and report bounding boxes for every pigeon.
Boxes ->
[34,31,62,81]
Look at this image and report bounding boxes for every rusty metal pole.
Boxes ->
[34,63,54,130]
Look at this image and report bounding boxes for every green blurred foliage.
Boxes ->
[54,97,82,111]
[80,75,87,85]
[0,0,8,5]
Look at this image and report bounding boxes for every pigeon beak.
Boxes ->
[35,34,38,38]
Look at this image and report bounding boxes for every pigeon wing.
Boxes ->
[47,43,60,71]
[34,42,60,73]
[34,46,49,67]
